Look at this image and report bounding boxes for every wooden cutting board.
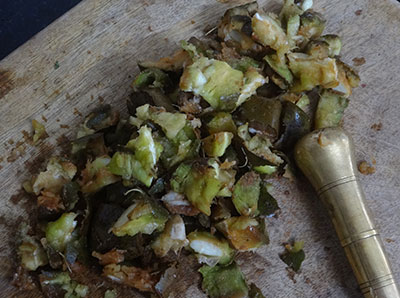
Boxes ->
[1,0,399,297]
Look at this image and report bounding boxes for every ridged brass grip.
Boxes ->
[294,128,399,298]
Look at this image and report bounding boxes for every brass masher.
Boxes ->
[294,128,400,298]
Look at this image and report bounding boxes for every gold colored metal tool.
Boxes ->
[294,128,400,298]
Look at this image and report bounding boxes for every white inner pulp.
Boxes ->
[190,240,222,257]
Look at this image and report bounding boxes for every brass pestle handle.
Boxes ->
[294,128,400,298]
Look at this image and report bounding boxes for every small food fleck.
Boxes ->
[41,115,48,122]
[317,132,331,147]
[280,240,305,272]
[355,9,362,16]
[286,268,297,283]
[22,130,33,145]
[371,122,382,131]
[352,57,366,66]
[73,108,83,117]
[92,249,126,265]
[54,61,60,69]
[358,161,376,175]
[7,142,26,162]
[385,238,395,243]
[32,120,48,145]
[60,124,70,129]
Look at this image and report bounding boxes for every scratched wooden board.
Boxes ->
[0,0,399,297]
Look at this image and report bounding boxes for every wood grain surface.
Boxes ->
[0,0,399,297]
